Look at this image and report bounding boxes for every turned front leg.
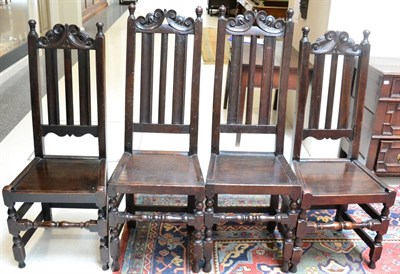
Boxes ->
[203,196,214,273]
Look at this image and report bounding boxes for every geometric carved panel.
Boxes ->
[381,103,400,136]
[375,140,400,175]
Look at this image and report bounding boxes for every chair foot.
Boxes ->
[102,263,109,271]
[18,262,26,268]
[281,261,289,272]
[203,261,212,273]
[368,261,376,269]
[289,264,297,273]
[111,261,120,272]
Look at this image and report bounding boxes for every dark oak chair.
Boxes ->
[290,27,397,272]
[2,21,108,269]
[203,6,300,273]
[108,5,204,272]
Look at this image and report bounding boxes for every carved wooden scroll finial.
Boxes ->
[195,6,203,19]
[287,8,294,21]
[96,22,104,35]
[128,3,136,16]
[219,5,227,18]
[362,29,370,45]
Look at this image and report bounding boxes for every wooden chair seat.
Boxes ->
[7,158,104,196]
[208,153,298,191]
[294,161,388,199]
[113,152,204,191]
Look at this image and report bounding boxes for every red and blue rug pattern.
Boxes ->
[113,189,400,274]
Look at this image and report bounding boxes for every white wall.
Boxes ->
[327,0,400,58]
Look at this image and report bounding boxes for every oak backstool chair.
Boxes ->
[108,5,205,272]
[290,27,397,272]
[2,21,108,270]
[203,6,300,272]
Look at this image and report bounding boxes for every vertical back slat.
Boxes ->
[45,48,60,125]
[245,35,257,124]
[172,34,187,124]
[227,35,243,124]
[324,54,338,129]
[337,55,354,129]
[258,37,275,125]
[64,48,74,125]
[78,49,91,125]
[140,33,154,123]
[308,54,325,128]
[158,33,168,124]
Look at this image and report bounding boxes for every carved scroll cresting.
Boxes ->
[166,9,195,32]
[135,8,165,30]
[36,23,95,49]
[227,10,256,32]
[311,31,362,55]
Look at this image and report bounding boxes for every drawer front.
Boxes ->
[375,140,400,175]
[381,102,400,136]
[381,76,400,98]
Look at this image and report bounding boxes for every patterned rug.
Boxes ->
[113,189,400,274]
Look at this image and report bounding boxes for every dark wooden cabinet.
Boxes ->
[360,57,400,176]
[207,0,237,15]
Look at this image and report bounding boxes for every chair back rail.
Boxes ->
[27,20,106,158]
[211,6,294,155]
[293,27,371,161]
[124,5,203,155]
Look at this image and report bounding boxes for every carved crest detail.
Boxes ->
[311,31,362,55]
[37,24,95,49]
[256,11,285,35]
[135,8,165,30]
[166,9,195,32]
[227,10,255,32]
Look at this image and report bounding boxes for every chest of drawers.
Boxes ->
[361,57,400,176]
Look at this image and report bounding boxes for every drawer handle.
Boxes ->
[397,153,400,163]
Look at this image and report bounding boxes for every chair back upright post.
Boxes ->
[27,20,106,159]
[292,27,370,161]
[124,4,203,155]
[211,6,294,155]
